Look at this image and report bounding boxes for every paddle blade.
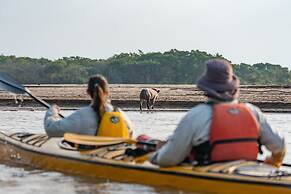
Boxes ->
[64,133,136,144]
[0,73,26,94]
[63,133,156,147]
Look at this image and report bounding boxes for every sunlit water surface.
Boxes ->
[0,110,290,194]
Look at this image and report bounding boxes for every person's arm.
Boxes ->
[44,105,97,137]
[246,104,286,167]
[150,123,194,167]
[150,105,211,167]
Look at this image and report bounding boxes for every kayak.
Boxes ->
[0,131,291,194]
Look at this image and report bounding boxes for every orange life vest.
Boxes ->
[209,103,260,162]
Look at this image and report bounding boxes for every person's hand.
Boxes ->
[50,104,60,115]
[155,140,166,149]
[264,151,285,168]
[265,156,282,168]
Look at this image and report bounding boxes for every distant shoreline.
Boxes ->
[0,84,290,113]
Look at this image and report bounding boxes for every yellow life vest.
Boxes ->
[97,110,130,138]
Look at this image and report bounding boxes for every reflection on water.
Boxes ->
[0,164,80,194]
[0,164,185,194]
[0,110,290,194]
[0,163,179,194]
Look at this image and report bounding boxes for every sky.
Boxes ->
[0,0,291,68]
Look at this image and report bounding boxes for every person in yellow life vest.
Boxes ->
[44,74,134,138]
[151,59,286,168]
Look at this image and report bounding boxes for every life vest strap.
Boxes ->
[212,138,258,146]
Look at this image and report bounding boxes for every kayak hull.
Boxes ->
[0,131,290,194]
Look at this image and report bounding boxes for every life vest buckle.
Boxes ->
[228,108,240,115]
[110,116,119,124]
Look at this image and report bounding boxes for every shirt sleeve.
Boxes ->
[246,103,286,154]
[44,106,97,137]
[150,111,197,167]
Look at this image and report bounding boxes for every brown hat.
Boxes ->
[197,59,240,101]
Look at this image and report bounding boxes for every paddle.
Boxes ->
[0,72,64,118]
[281,163,291,168]
[64,133,157,148]
[257,159,291,168]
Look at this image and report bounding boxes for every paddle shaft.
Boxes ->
[25,88,64,118]
[24,88,50,108]
[257,159,291,168]
[136,141,157,147]
[0,76,64,118]
[282,163,291,167]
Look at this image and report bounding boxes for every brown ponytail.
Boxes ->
[87,75,109,124]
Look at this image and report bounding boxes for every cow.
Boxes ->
[139,88,160,111]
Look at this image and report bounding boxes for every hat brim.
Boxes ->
[197,75,239,100]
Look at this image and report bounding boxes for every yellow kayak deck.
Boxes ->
[0,131,290,194]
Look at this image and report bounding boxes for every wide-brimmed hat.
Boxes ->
[197,59,240,101]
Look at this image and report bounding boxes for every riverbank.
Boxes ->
[0,84,290,112]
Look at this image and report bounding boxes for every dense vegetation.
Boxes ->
[0,49,290,85]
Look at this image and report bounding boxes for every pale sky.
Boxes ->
[0,0,291,68]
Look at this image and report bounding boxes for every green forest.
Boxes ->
[0,49,290,85]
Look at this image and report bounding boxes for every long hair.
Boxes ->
[87,75,109,123]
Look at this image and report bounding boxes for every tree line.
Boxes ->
[0,49,290,85]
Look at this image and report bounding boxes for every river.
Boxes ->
[0,110,290,194]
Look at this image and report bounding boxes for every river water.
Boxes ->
[0,110,290,194]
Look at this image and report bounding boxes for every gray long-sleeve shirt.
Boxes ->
[151,102,286,167]
[44,103,134,137]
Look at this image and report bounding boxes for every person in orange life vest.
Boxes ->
[44,74,134,137]
[150,59,286,167]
